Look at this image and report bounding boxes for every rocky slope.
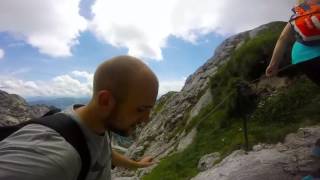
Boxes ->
[113,27,250,178]
[0,90,50,126]
[127,20,252,159]
[193,126,320,180]
[113,21,320,180]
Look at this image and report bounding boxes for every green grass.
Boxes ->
[142,22,320,180]
[210,22,286,106]
[143,121,244,180]
[249,78,320,144]
[153,91,177,114]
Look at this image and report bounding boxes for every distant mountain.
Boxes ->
[0,90,50,126]
[28,97,90,110]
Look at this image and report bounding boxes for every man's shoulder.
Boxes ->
[2,123,81,167]
[0,123,81,180]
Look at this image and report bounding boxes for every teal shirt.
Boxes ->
[292,41,320,64]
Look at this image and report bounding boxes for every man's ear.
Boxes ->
[98,90,116,112]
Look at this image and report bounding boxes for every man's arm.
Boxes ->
[112,149,154,169]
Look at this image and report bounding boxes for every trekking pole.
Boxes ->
[236,82,251,153]
[243,115,249,153]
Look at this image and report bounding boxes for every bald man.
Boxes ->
[0,56,159,180]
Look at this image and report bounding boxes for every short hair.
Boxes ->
[93,55,156,103]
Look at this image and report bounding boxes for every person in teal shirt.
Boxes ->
[291,42,320,86]
[266,0,320,179]
[266,0,320,86]
[266,23,320,86]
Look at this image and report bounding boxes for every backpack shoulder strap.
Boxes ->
[0,120,34,141]
[42,107,62,117]
[31,113,91,180]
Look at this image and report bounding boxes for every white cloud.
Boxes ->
[0,0,294,59]
[0,72,185,98]
[158,79,186,97]
[90,0,177,60]
[0,0,87,57]
[0,71,93,97]
[72,70,94,82]
[90,0,294,60]
[0,49,4,59]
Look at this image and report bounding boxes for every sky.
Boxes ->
[0,0,295,99]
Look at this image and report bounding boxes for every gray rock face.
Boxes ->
[181,31,248,95]
[29,105,52,119]
[197,152,221,172]
[192,126,320,180]
[189,88,212,121]
[177,128,197,153]
[0,90,50,126]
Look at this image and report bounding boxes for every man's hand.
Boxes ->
[136,156,155,168]
[112,150,156,169]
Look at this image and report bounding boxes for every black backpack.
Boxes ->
[0,110,91,180]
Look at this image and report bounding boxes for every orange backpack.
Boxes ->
[290,0,320,45]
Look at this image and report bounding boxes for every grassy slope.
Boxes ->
[143,22,320,180]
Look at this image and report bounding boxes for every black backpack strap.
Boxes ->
[0,124,25,141]
[0,120,36,141]
[31,113,91,180]
[42,107,62,117]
